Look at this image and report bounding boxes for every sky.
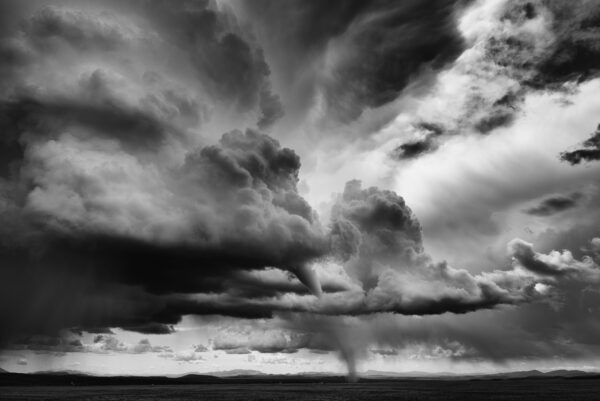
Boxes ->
[2,0,600,378]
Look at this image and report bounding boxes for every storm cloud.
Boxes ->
[232,0,467,122]
[2,0,600,379]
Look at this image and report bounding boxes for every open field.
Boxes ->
[2,379,600,401]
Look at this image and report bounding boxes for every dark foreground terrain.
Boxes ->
[2,379,600,401]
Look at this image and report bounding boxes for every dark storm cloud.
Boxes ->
[524,192,582,216]
[173,129,328,280]
[561,124,600,165]
[0,0,322,338]
[24,178,575,331]
[236,0,467,121]
[3,120,326,289]
[0,0,281,128]
[527,1,600,88]
[483,0,600,90]
[1,184,551,340]
[0,111,581,351]
[0,127,330,343]
[0,252,187,344]
[136,0,283,128]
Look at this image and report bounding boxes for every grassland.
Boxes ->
[1,379,600,401]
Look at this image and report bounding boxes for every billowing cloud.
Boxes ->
[0,127,330,342]
[135,0,283,126]
[275,234,600,374]
[213,330,308,354]
[232,0,467,122]
[7,333,172,356]
[0,0,327,344]
[531,1,600,87]
[330,179,424,289]
[508,238,600,280]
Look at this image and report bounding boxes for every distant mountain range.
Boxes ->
[1,368,599,386]
[192,368,599,380]
[203,369,265,377]
[360,369,596,379]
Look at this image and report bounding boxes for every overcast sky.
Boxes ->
[2,0,600,377]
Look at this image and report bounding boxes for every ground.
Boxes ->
[1,379,600,401]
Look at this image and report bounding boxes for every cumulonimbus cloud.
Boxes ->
[0,0,313,344]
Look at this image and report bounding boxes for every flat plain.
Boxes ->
[2,379,600,401]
